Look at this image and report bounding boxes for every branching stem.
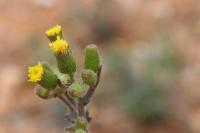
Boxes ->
[77,66,102,121]
[58,94,77,113]
[82,66,102,105]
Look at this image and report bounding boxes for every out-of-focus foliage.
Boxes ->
[63,0,120,44]
[107,36,182,122]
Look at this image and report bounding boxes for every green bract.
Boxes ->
[56,50,76,78]
[39,65,58,90]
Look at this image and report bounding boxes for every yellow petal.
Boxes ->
[46,24,62,37]
[28,62,44,82]
[49,38,68,54]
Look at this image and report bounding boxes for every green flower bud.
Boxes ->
[59,74,72,86]
[35,86,50,99]
[67,83,85,99]
[81,69,97,86]
[56,50,76,78]
[84,44,101,72]
[74,129,86,133]
[75,117,87,130]
[35,85,58,99]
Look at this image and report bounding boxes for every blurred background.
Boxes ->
[0,0,200,133]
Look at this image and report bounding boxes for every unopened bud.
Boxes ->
[34,85,58,99]
[67,83,85,99]
[59,74,72,86]
[84,44,101,72]
[74,129,86,133]
[81,69,97,86]
[35,86,50,99]
[75,117,87,131]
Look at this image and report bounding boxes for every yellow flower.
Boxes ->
[49,38,68,54]
[28,62,44,82]
[46,24,62,37]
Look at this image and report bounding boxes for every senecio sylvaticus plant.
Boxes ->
[27,25,102,133]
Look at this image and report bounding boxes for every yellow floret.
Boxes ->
[28,62,44,82]
[46,24,62,37]
[49,38,68,54]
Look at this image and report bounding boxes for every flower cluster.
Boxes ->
[49,37,68,55]
[27,25,102,133]
[46,24,62,38]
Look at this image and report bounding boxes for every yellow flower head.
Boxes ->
[28,62,44,82]
[46,24,62,37]
[49,38,68,54]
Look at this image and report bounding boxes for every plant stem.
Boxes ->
[58,94,77,113]
[82,66,102,105]
[78,98,85,117]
